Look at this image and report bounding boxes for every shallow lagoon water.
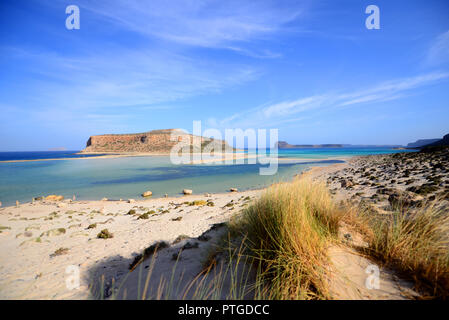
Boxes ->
[0,148,413,206]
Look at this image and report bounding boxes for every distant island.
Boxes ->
[80,129,234,154]
[407,139,440,148]
[275,141,343,149]
[420,133,449,149]
[403,134,449,150]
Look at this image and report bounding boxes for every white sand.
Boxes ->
[0,190,261,299]
[0,152,252,164]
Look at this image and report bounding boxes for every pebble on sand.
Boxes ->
[183,189,193,195]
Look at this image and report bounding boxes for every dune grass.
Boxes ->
[229,176,449,299]
[229,176,344,299]
[360,201,449,299]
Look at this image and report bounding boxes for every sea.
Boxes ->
[0,148,414,207]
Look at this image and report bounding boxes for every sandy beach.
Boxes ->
[0,152,253,164]
[0,189,261,299]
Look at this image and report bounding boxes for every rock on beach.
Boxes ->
[45,195,64,201]
[183,189,193,195]
[142,191,153,197]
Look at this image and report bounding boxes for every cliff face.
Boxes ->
[407,139,440,148]
[422,134,449,148]
[81,129,233,153]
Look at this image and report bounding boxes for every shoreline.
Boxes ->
[0,147,407,164]
[0,151,251,164]
[0,159,348,209]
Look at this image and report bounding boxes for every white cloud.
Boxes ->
[337,72,449,107]
[212,72,449,129]
[5,46,258,111]
[262,95,328,118]
[75,0,302,54]
[427,30,449,66]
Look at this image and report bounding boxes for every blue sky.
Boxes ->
[0,0,448,150]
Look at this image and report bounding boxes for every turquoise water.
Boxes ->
[273,147,413,159]
[0,148,414,207]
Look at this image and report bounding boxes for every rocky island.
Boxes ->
[80,129,234,154]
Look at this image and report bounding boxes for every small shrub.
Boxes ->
[41,228,66,237]
[97,229,113,239]
[50,247,69,257]
[137,213,149,219]
[189,200,207,206]
[225,202,234,208]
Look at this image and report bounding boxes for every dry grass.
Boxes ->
[230,176,344,299]
[230,177,449,299]
[360,201,449,299]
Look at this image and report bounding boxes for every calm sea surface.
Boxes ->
[0,151,107,161]
[0,148,414,206]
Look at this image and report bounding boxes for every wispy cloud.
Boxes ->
[209,72,449,128]
[262,95,328,118]
[337,72,449,107]
[3,0,304,124]
[74,0,303,55]
[427,30,449,66]
[3,46,258,110]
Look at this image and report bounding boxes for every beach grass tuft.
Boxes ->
[360,200,449,298]
[229,176,343,299]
